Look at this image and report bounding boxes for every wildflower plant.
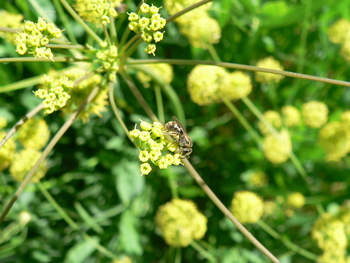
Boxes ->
[2,0,350,262]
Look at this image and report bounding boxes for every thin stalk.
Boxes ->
[119,69,158,122]
[190,241,217,263]
[223,99,262,148]
[37,182,117,259]
[126,59,350,88]
[0,87,99,224]
[183,159,280,263]
[0,104,43,149]
[257,220,318,261]
[102,24,111,46]
[154,85,164,124]
[109,15,117,45]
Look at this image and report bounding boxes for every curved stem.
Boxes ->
[183,159,280,263]
[257,220,318,261]
[0,87,99,224]
[0,104,43,149]
[126,59,350,88]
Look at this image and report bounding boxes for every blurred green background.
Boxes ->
[1,0,350,262]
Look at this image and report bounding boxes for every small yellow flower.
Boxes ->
[140,120,153,131]
[286,192,305,208]
[138,151,149,162]
[281,105,300,127]
[145,44,156,55]
[140,163,152,176]
[258,110,282,135]
[17,118,50,150]
[262,129,292,164]
[139,131,151,141]
[156,157,168,169]
[0,131,16,172]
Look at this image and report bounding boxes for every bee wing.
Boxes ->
[172,116,186,131]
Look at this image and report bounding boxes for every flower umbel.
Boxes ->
[128,3,166,55]
[14,17,62,60]
[130,119,185,175]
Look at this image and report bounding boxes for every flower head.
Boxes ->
[155,199,207,247]
[262,129,292,164]
[281,105,301,127]
[230,191,264,223]
[302,101,328,128]
[258,110,282,135]
[255,57,284,84]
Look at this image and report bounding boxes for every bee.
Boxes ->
[164,116,193,158]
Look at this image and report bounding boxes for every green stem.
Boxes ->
[183,159,280,263]
[37,182,117,259]
[257,220,318,261]
[126,59,350,88]
[155,85,165,124]
[174,247,182,263]
[190,241,217,263]
[207,44,221,62]
[0,87,99,224]
[0,57,90,63]
[223,99,262,148]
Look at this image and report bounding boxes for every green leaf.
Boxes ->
[64,237,99,263]
[112,160,145,204]
[118,210,142,255]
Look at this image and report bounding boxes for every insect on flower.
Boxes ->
[164,116,193,158]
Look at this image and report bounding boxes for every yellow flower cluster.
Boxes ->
[34,75,75,114]
[164,0,221,49]
[14,17,62,60]
[258,110,282,135]
[96,45,119,74]
[262,129,292,164]
[17,118,50,150]
[136,63,174,88]
[286,192,305,209]
[312,213,348,262]
[230,191,264,223]
[240,170,268,189]
[74,0,121,25]
[0,10,23,43]
[155,199,207,247]
[255,56,284,84]
[281,105,301,127]
[129,120,184,176]
[302,101,328,128]
[112,257,133,263]
[0,131,16,172]
[318,121,350,162]
[187,65,252,105]
[10,148,48,183]
[328,19,350,62]
[37,68,105,122]
[128,3,166,55]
